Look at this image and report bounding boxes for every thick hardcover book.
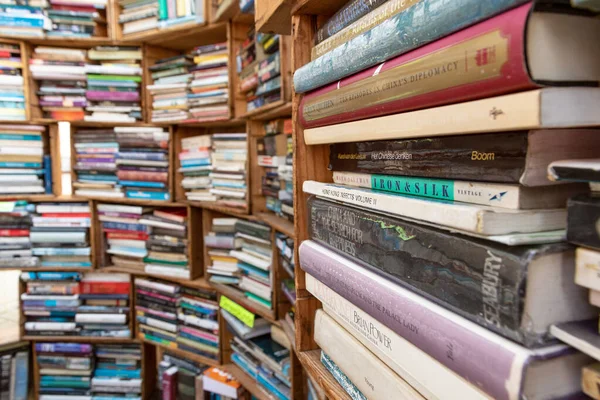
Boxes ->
[300,3,600,127]
[315,0,390,44]
[548,159,600,183]
[293,0,528,93]
[299,240,591,400]
[329,130,600,186]
[567,194,600,249]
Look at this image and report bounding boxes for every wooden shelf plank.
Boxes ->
[258,212,294,238]
[23,36,115,48]
[185,201,254,219]
[256,0,293,35]
[291,0,348,16]
[249,102,292,121]
[298,350,352,400]
[176,117,247,128]
[212,282,278,324]
[137,336,220,367]
[241,100,289,120]
[101,266,213,291]
[213,0,254,24]
[135,22,229,51]
[224,364,277,400]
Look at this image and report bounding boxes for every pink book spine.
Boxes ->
[136,289,177,303]
[86,91,140,102]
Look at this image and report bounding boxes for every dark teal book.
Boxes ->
[43,155,52,194]
[320,352,366,400]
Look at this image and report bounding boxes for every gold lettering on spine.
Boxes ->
[303,30,510,122]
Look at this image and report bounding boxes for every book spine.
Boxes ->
[567,195,600,249]
[320,352,367,400]
[81,282,130,295]
[126,191,170,201]
[158,0,168,19]
[300,241,529,400]
[301,3,534,128]
[0,356,9,400]
[117,170,168,182]
[293,0,528,93]
[328,132,527,183]
[13,352,28,400]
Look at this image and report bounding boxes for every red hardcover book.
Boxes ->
[0,229,29,237]
[162,366,178,400]
[49,4,97,13]
[153,209,187,223]
[81,281,130,295]
[299,3,600,128]
[116,170,168,183]
[42,213,92,218]
[105,231,150,240]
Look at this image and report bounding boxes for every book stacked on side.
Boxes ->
[30,46,87,121]
[91,344,142,398]
[237,26,257,112]
[188,42,229,122]
[73,128,120,198]
[179,134,213,202]
[275,232,293,281]
[176,285,219,361]
[36,342,93,399]
[148,54,193,123]
[141,208,189,279]
[76,273,131,338]
[0,342,29,400]
[210,133,248,209]
[0,124,50,195]
[205,217,241,285]
[0,201,37,269]
[0,2,47,38]
[258,118,292,220]
[157,350,209,400]
[85,46,143,123]
[115,126,170,201]
[21,271,83,337]
[293,0,600,398]
[135,277,180,349]
[117,0,158,35]
[202,366,244,400]
[31,202,92,269]
[249,33,281,112]
[46,0,107,39]
[0,43,25,121]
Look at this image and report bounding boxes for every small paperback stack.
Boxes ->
[21,271,83,337]
[0,124,50,195]
[205,217,241,285]
[147,54,193,123]
[30,202,92,269]
[0,42,25,121]
[135,277,180,349]
[72,128,120,198]
[0,342,29,400]
[176,285,220,361]
[188,42,229,122]
[250,34,281,112]
[115,126,170,201]
[46,0,107,38]
[140,207,189,279]
[0,201,37,269]
[85,46,143,123]
[36,342,93,399]
[158,350,209,400]
[76,273,131,338]
[117,0,158,35]
[202,367,244,400]
[210,133,248,209]
[0,2,46,38]
[179,134,213,202]
[29,46,87,121]
[91,344,142,398]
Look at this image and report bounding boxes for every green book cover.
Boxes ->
[245,292,272,308]
[158,0,168,19]
[86,74,142,82]
[143,257,188,266]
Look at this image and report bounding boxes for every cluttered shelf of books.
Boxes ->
[288,0,600,399]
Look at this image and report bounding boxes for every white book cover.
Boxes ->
[0,147,42,156]
[81,273,129,282]
[230,250,271,270]
[134,277,178,294]
[145,265,190,279]
[139,316,177,333]
[575,247,600,291]
[0,186,44,194]
[177,313,219,331]
[107,239,146,249]
[36,204,90,213]
[97,204,144,214]
[0,140,42,148]
[75,314,126,324]
[24,322,77,331]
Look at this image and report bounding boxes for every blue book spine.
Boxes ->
[238,261,270,279]
[0,14,44,27]
[126,191,169,201]
[178,332,218,347]
[23,271,81,281]
[78,174,118,182]
[93,368,141,379]
[33,248,91,256]
[293,0,527,93]
[23,300,79,307]
[40,262,92,268]
[256,374,290,400]
[179,302,217,316]
[117,152,166,161]
[231,353,257,378]
[320,352,366,400]
[119,180,165,188]
[0,161,41,168]
[43,155,52,194]
[181,159,210,167]
[102,221,150,232]
[14,351,28,400]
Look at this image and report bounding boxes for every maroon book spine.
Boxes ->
[116,170,168,182]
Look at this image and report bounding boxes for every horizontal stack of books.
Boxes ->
[210,133,248,209]
[0,42,25,121]
[118,0,158,35]
[147,54,193,123]
[176,284,219,361]
[202,366,244,399]
[0,201,37,269]
[158,350,209,400]
[30,46,87,121]
[179,134,213,202]
[85,46,143,123]
[36,342,93,399]
[205,217,240,285]
[0,124,51,195]
[46,0,107,39]
[293,0,600,398]
[91,344,142,398]
[188,42,229,122]
[0,342,29,400]
[30,202,92,269]
[0,2,46,38]
[135,277,180,349]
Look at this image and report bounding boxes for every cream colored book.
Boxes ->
[576,247,600,291]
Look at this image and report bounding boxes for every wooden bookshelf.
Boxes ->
[291,0,348,16]
[210,0,255,24]
[225,364,276,400]
[255,0,292,34]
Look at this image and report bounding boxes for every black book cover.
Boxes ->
[567,194,600,250]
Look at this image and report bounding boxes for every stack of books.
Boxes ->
[85,46,143,123]
[36,342,93,398]
[238,26,257,111]
[135,277,180,349]
[0,200,37,269]
[140,207,189,279]
[115,126,170,201]
[0,42,25,121]
[188,42,229,122]
[72,127,120,198]
[156,0,205,29]
[250,34,281,112]
[30,202,92,269]
[117,0,158,35]
[210,133,248,209]
[276,232,294,282]
[147,54,193,123]
[158,350,209,400]
[0,2,46,38]
[76,273,131,338]
[179,134,213,202]
[46,0,107,39]
[293,1,600,398]
[176,284,219,361]
[202,366,244,400]
[205,217,241,285]
[0,124,50,195]
[0,342,29,400]
[29,46,87,121]
[91,344,142,398]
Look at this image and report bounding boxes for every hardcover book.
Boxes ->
[567,194,600,249]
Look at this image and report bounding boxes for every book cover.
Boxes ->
[567,194,600,250]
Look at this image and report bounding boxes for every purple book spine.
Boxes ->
[40,100,87,107]
[86,91,140,101]
[299,240,521,400]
